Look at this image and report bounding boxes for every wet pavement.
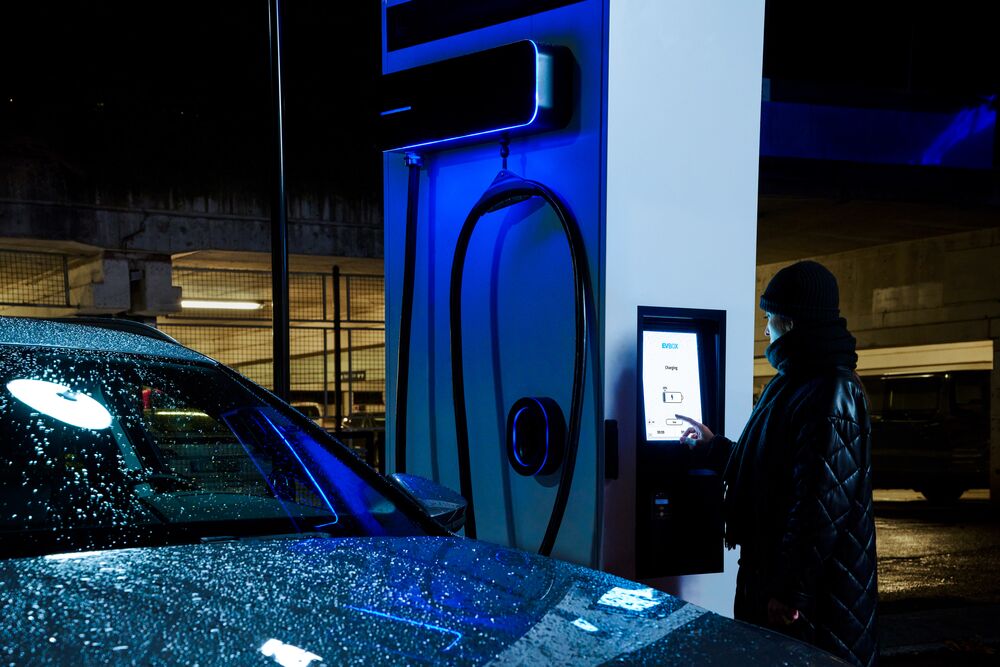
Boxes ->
[875,489,1000,666]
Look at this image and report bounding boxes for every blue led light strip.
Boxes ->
[511,399,551,474]
[380,105,413,117]
[225,410,302,531]
[511,406,530,467]
[343,605,462,652]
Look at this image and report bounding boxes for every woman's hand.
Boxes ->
[767,597,800,626]
[675,414,714,449]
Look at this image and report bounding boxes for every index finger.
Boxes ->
[675,414,698,426]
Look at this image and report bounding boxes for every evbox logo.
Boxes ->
[661,342,679,350]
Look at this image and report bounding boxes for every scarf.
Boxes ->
[765,318,859,378]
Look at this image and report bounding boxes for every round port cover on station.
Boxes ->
[505,396,566,477]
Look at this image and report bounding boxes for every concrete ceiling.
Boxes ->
[757,159,1000,265]
[757,196,1000,265]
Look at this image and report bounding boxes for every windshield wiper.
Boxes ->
[199,531,332,544]
[126,471,200,492]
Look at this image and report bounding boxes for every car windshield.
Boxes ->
[883,376,940,417]
[0,346,431,559]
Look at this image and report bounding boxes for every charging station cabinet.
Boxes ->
[382,0,767,612]
[635,306,726,578]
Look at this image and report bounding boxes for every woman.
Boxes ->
[678,260,878,667]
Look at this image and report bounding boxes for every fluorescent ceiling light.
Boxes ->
[181,299,263,310]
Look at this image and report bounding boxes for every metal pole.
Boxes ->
[322,329,329,428]
[61,256,71,307]
[333,266,343,431]
[321,273,328,426]
[267,0,290,400]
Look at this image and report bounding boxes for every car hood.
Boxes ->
[0,536,841,665]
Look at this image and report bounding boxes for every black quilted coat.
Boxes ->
[703,320,878,666]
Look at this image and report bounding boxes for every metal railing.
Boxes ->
[160,267,386,467]
[0,250,69,308]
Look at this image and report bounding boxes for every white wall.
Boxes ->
[602,0,766,617]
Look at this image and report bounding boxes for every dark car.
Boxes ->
[339,411,387,471]
[342,411,386,430]
[0,317,842,665]
[863,371,990,502]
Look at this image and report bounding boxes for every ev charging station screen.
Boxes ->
[642,330,702,441]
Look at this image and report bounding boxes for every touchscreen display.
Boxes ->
[642,330,702,441]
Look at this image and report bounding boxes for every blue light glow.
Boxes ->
[343,605,462,652]
[258,411,340,526]
[231,413,302,530]
[389,40,542,152]
[380,105,413,117]
[511,398,551,474]
[760,98,997,168]
[920,96,997,166]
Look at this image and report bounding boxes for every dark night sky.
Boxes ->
[763,0,1000,109]
[2,0,997,209]
[2,1,382,202]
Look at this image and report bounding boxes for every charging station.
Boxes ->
[635,306,725,578]
[382,0,765,616]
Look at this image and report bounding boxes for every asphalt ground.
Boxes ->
[875,489,1000,666]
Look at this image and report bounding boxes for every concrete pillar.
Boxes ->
[68,255,130,314]
[66,253,181,316]
[130,258,182,316]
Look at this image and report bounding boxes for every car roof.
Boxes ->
[0,316,213,364]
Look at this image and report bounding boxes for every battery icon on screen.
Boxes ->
[662,388,683,403]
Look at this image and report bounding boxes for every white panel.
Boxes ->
[603,0,766,617]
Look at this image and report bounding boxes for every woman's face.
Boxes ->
[764,312,791,342]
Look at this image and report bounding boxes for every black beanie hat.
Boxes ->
[760,260,840,321]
